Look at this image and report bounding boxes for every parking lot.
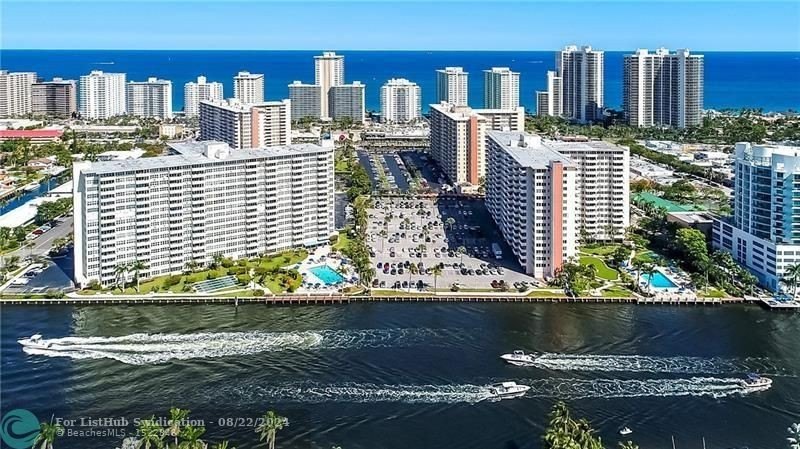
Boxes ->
[365,196,539,291]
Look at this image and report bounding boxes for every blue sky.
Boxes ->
[2,1,799,51]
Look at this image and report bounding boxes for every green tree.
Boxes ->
[33,420,64,449]
[135,417,165,449]
[431,265,442,292]
[675,228,710,274]
[178,424,206,449]
[114,263,129,291]
[255,411,289,449]
[781,263,800,298]
[167,407,190,447]
[130,259,147,293]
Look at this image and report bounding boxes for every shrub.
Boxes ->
[228,266,247,276]
[237,259,248,267]
[221,259,234,268]
[207,272,218,280]
[236,274,252,285]
[87,280,102,291]
[163,275,182,288]
[252,289,265,297]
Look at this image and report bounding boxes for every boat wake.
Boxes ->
[20,328,445,365]
[521,353,783,375]
[221,376,769,404]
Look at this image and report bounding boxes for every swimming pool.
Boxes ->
[644,270,678,289]
[309,265,346,285]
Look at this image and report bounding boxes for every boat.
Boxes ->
[18,334,53,350]
[619,427,633,436]
[500,350,538,366]
[486,382,530,399]
[741,373,772,389]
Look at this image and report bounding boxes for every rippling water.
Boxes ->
[2,304,798,449]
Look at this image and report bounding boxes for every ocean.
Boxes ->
[1,50,799,114]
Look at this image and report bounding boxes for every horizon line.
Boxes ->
[3,48,799,53]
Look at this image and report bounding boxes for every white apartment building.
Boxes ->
[428,102,487,186]
[536,71,562,117]
[199,99,291,149]
[184,76,223,117]
[0,70,37,117]
[32,78,77,117]
[288,81,321,120]
[73,140,334,287]
[380,78,421,124]
[436,67,468,107]
[329,82,365,124]
[485,131,578,278]
[315,52,345,119]
[546,139,629,241]
[623,48,704,128]
[473,107,525,132]
[80,71,127,119]
[233,71,265,104]
[483,67,520,110]
[713,143,800,292]
[126,77,173,119]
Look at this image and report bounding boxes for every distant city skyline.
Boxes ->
[1,1,799,51]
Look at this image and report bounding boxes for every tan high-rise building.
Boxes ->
[0,70,37,117]
[314,52,345,119]
[234,71,265,105]
[32,78,77,117]
[199,99,291,149]
[429,103,488,185]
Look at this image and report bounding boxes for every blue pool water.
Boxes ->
[309,265,345,285]
[645,271,678,289]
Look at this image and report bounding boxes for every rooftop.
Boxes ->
[635,191,705,213]
[0,129,63,139]
[81,141,330,175]
[488,130,573,169]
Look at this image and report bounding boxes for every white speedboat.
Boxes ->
[500,350,538,366]
[486,382,530,399]
[619,427,633,436]
[741,373,772,389]
[18,334,53,350]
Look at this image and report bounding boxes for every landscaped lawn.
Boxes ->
[579,255,619,280]
[632,250,659,265]
[333,228,353,252]
[580,244,620,256]
[527,289,567,298]
[601,285,634,297]
[698,287,727,298]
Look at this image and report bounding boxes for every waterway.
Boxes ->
[1,303,797,449]
[0,175,63,216]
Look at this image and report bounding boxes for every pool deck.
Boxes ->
[296,247,356,293]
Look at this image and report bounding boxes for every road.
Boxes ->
[8,215,73,259]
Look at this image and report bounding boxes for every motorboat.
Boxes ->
[741,373,772,389]
[486,382,530,399]
[619,427,633,436]
[18,334,53,350]
[500,350,538,366]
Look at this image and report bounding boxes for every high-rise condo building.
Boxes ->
[713,143,800,291]
[473,107,525,132]
[483,67,520,110]
[380,78,421,124]
[486,131,631,277]
[536,71,562,117]
[288,81,321,121]
[199,99,291,149]
[485,131,577,278]
[233,71,265,104]
[537,45,604,122]
[623,48,704,128]
[315,52,345,119]
[0,70,37,117]
[80,71,127,119]
[184,76,223,117]
[429,103,488,186]
[329,82,365,124]
[31,78,77,117]
[126,77,173,119]
[73,140,334,287]
[436,67,468,107]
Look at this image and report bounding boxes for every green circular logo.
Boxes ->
[0,409,40,449]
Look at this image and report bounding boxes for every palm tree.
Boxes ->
[135,417,164,449]
[641,264,657,294]
[631,259,644,292]
[445,217,455,231]
[33,420,63,449]
[114,263,129,291]
[6,254,20,271]
[129,259,147,292]
[379,229,388,251]
[781,263,800,298]
[456,246,466,265]
[360,267,376,288]
[619,441,639,449]
[214,442,234,449]
[167,407,190,447]
[211,254,225,269]
[184,259,199,274]
[255,411,289,449]
[178,425,206,449]
[787,422,800,449]
[432,265,442,292]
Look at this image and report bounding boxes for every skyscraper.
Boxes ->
[126,77,173,119]
[429,103,488,186]
[288,81,321,121]
[329,82,365,124]
[483,67,520,110]
[0,70,37,117]
[184,76,223,117]
[233,71,265,104]
[436,67,468,107]
[380,78,421,124]
[199,99,291,149]
[314,52,345,119]
[623,48,704,128]
[31,78,77,117]
[536,71,562,117]
[538,45,604,122]
[79,71,127,119]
